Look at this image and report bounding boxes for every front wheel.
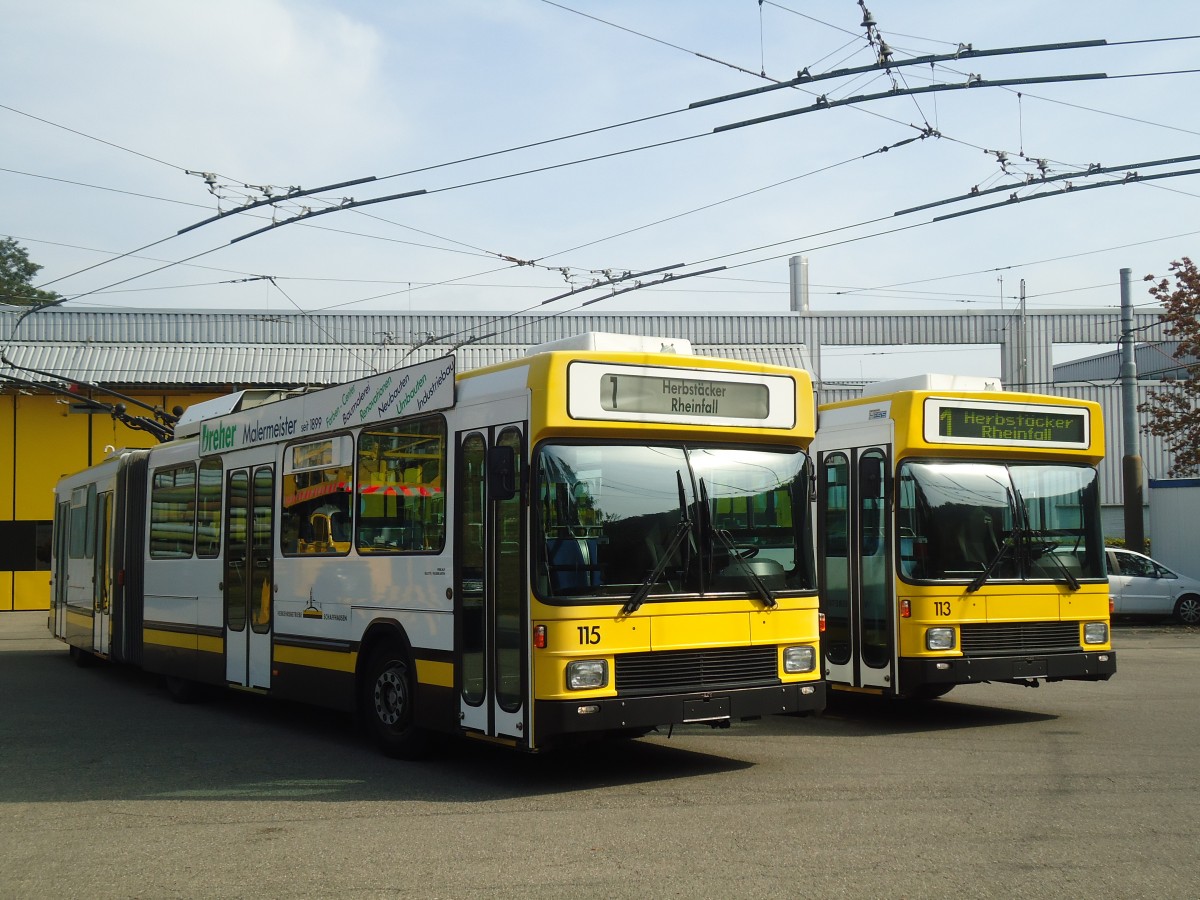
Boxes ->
[362,645,429,759]
[1174,594,1200,626]
[69,645,97,668]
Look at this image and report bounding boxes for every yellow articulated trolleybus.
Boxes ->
[50,333,825,756]
[812,374,1115,700]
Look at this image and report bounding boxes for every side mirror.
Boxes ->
[488,446,518,502]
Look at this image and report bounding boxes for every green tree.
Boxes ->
[1140,257,1200,476]
[0,237,61,306]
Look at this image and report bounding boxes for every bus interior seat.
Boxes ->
[546,536,602,591]
[956,508,1000,569]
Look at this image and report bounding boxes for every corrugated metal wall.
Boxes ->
[2,307,1186,511]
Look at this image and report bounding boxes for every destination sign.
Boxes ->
[601,372,769,419]
[924,399,1090,449]
[198,356,455,456]
[568,361,796,429]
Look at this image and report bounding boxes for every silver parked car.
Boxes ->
[1107,548,1200,625]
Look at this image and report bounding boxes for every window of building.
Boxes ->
[0,521,53,571]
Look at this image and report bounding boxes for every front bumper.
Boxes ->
[899,650,1117,687]
[535,681,826,739]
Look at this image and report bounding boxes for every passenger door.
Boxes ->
[53,501,69,640]
[818,440,895,692]
[92,491,113,655]
[224,464,275,688]
[455,412,527,744]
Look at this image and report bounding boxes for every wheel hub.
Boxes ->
[374,669,406,726]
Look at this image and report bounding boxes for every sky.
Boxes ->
[3,0,1198,380]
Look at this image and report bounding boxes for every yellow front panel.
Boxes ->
[652,611,753,649]
[747,606,819,645]
[897,584,1113,657]
[1060,589,1111,620]
[542,616,648,655]
[981,589,1061,623]
[533,615,644,701]
[533,600,822,699]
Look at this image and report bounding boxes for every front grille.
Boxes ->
[959,622,1081,657]
[615,646,779,695]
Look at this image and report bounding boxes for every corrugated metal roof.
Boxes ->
[1,339,813,386]
[2,306,1165,390]
[2,307,1165,345]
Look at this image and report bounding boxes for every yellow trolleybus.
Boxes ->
[51,333,824,755]
[812,374,1115,699]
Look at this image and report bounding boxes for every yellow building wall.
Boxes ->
[3,389,221,611]
[1,395,13,612]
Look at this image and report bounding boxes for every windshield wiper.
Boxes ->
[622,471,692,615]
[1037,542,1081,591]
[967,535,1015,594]
[967,485,1019,594]
[1013,489,1080,591]
[699,478,777,609]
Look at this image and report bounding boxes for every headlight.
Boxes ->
[783,645,817,674]
[926,627,956,651]
[1083,622,1109,645]
[566,659,608,690]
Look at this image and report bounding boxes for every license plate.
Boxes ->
[683,697,730,723]
[1012,658,1048,678]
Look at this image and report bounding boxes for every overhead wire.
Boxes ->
[264,276,378,374]
[7,7,1190,340]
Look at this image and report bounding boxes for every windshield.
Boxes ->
[534,443,813,602]
[897,460,1104,583]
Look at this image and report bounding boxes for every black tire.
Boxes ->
[362,644,429,759]
[69,645,97,668]
[164,675,209,704]
[1174,594,1200,626]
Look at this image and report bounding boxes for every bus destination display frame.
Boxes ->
[922,397,1091,450]
[567,361,797,429]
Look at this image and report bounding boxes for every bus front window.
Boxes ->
[898,460,1104,584]
[534,444,813,602]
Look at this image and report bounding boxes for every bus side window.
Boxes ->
[356,416,446,555]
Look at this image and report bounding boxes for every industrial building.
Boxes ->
[0,304,1180,611]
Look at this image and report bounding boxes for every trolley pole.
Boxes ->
[1120,267,1145,552]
